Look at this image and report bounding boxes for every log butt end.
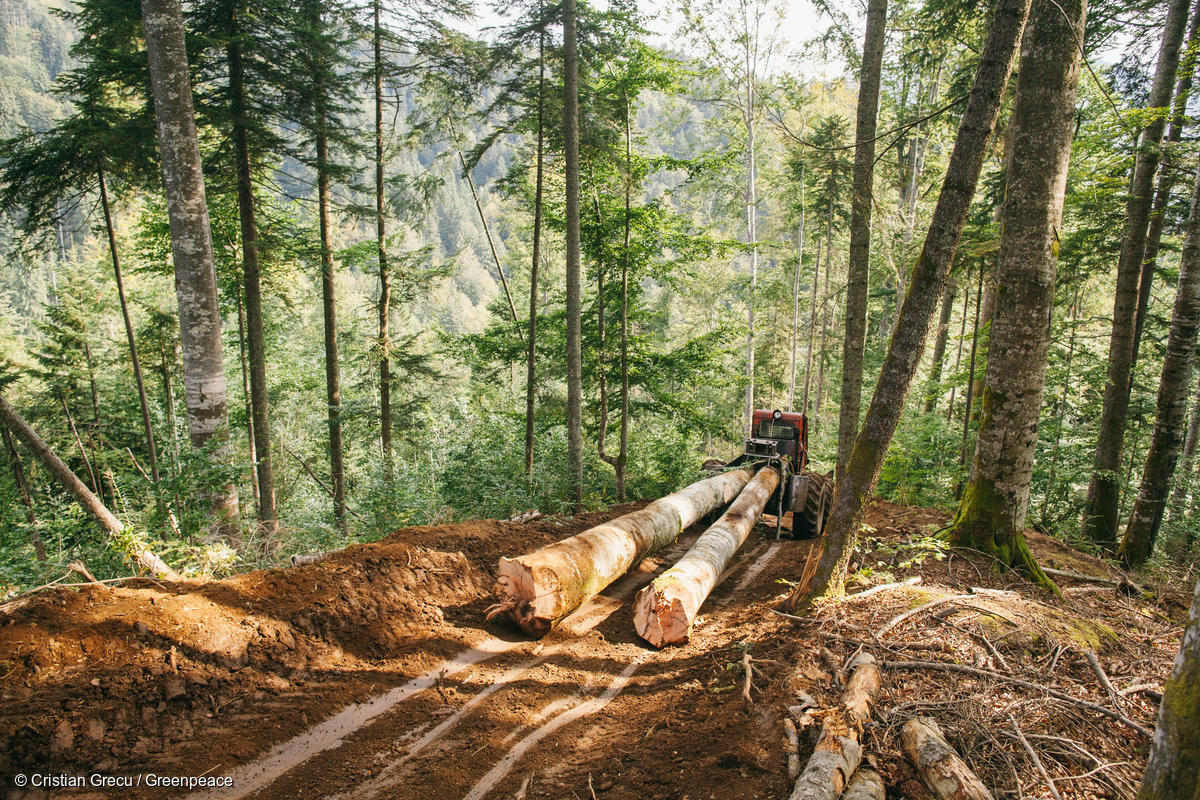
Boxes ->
[632,583,691,648]
[487,557,554,638]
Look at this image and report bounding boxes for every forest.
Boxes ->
[3,0,1200,795]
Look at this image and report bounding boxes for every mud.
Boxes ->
[0,499,1185,800]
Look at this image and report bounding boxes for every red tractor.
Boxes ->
[721,409,834,539]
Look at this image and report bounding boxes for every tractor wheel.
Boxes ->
[792,470,834,539]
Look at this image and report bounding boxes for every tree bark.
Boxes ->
[1138,577,1200,800]
[798,0,1030,603]
[2,423,47,561]
[955,267,985,497]
[743,28,759,437]
[1084,0,1190,546]
[948,0,1085,591]
[98,166,160,503]
[946,260,973,420]
[1133,1,1200,365]
[924,282,957,413]
[787,652,882,800]
[789,196,804,410]
[489,468,753,637]
[374,0,394,483]
[1119,158,1200,567]
[317,114,346,533]
[235,284,260,512]
[0,394,178,579]
[141,0,239,535]
[227,0,276,534]
[1169,369,1200,508]
[525,14,546,480]
[842,768,886,800]
[901,716,995,800]
[563,0,583,512]
[802,233,821,415]
[837,0,888,477]
[633,466,779,646]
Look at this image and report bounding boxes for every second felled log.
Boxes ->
[488,468,754,636]
[788,651,882,800]
[633,466,780,646]
[900,716,995,800]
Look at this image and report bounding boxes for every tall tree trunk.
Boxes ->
[226,0,276,535]
[1041,282,1083,519]
[946,260,973,420]
[815,205,834,435]
[958,266,985,486]
[525,17,546,480]
[743,34,759,437]
[1138,576,1200,800]
[140,0,239,535]
[61,395,99,496]
[1083,0,1190,546]
[2,423,47,561]
[616,85,632,501]
[789,176,805,411]
[948,0,1086,590]
[159,339,180,478]
[563,0,583,512]
[235,283,260,511]
[924,281,957,413]
[802,233,820,414]
[1133,2,1200,364]
[797,0,1031,604]
[838,0,888,477]
[374,0,394,482]
[98,166,160,502]
[317,119,346,532]
[1119,158,1200,567]
[1169,370,1200,509]
[0,395,178,579]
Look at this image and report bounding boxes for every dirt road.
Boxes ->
[2,508,810,800]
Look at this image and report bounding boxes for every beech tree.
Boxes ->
[1119,158,1200,567]
[140,0,240,536]
[563,0,584,512]
[1083,0,1190,546]
[798,0,1032,602]
[837,0,888,477]
[947,0,1086,589]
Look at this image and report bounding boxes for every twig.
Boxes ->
[67,560,101,585]
[930,615,1012,673]
[1008,713,1063,800]
[742,653,754,705]
[883,660,1154,737]
[1083,650,1124,713]
[844,576,922,600]
[876,591,1011,638]
[585,774,595,800]
[279,441,367,523]
[1118,683,1163,702]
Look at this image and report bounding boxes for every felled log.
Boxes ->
[0,394,178,580]
[843,767,886,800]
[787,652,882,800]
[633,467,780,646]
[290,551,327,567]
[900,717,995,800]
[488,468,754,636]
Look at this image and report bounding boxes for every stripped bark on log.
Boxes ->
[843,767,886,800]
[901,716,995,800]
[633,467,779,646]
[489,468,754,636]
[787,652,882,800]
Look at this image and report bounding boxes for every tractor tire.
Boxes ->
[792,470,834,539]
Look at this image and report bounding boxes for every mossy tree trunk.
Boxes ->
[948,0,1086,593]
[798,0,1031,605]
[1138,577,1200,799]
[837,0,888,477]
[1083,0,1190,547]
[1118,158,1200,568]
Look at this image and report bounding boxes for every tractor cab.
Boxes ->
[724,409,833,539]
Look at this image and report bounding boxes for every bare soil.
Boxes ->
[0,499,1187,800]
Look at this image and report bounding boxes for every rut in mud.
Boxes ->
[0,499,1189,800]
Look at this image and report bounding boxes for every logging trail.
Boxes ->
[0,499,1191,799]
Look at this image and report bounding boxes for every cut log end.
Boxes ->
[632,583,691,648]
[490,558,554,638]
